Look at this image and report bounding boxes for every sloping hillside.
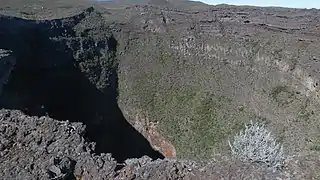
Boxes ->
[101,3,320,160]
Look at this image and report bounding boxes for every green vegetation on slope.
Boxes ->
[155,86,244,159]
[119,35,246,159]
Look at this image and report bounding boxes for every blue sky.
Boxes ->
[198,0,320,9]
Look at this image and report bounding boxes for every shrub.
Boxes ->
[228,121,285,169]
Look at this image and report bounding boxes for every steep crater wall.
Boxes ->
[114,5,320,160]
[0,7,163,162]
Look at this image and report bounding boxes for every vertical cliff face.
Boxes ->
[0,7,163,162]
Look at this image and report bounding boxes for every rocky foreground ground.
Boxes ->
[1,109,319,179]
[0,0,320,179]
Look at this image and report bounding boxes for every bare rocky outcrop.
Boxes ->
[1,108,320,179]
[0,109,117,179]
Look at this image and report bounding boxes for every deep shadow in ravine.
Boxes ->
[0,10,164,162]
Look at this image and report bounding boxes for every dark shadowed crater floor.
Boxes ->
[0,7,164,163]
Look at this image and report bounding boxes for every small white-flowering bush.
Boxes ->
[228,121,285,169]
